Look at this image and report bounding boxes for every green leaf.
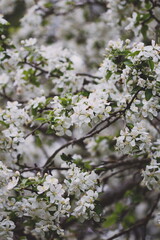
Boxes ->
[23,69,40,86]
[103,202,127,227]
[81,91,90,97]
[31,107,37,116]
[66,216,76,223]
[131,86,142,94]
[148,59,154,71]
[122,211,135,228]
[84,161,92,170]
[95,167,106,172]
[0,120,9,127]
[115,202,126,214]
[44,2,53,8]
[35,117,46,122]
[46,97,52,105]
[66,1,75,5]
[126,123,134,130]
[60,97,71,107]
[129,51,140,57]
[61,153,72,162]
[145,2,152,10]
[35,135,42,147]
[140,13,150,21]
[103,214,117,228]
[106,71,112,80]
[94,203,102,215]
[141,25,148,40]
[124,59,133,66]
[145,89,153,101]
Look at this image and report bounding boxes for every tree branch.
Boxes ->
[43,88,144,171]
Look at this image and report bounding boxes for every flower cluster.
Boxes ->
[116,121,151,155]
[0,101,31,155]
[0,161,19,240]
[64,162,99,221]
[142,140,160,190]
[0,160,99,238]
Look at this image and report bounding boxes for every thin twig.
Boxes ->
[76,73,101,79]
[25,123,45,139]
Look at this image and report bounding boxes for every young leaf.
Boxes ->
[145,89,152,101]
[148,59,154,71]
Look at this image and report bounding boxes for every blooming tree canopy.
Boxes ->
[0,0,160,239]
